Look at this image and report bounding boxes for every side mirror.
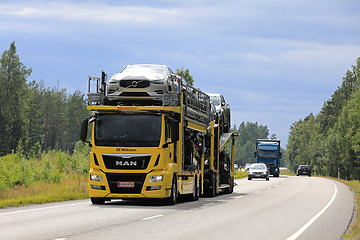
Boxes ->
[80,118,89,142]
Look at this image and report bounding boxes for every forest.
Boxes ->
[0,42,89,157]
[286,57,360,180]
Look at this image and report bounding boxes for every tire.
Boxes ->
[91,197,105,205]
[266,177,269,181]
[225,178,234,194]
[248,177,252,180]
[191,177,200,201]
[165,175,177,205]
[210,174,217,197]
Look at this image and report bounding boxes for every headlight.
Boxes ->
[149,175,163,183]
[90,174,104,182]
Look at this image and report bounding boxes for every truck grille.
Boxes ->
[120,80,150,88]
[102,154,151,170]
[106,173,146,194]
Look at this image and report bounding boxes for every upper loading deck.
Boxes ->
[87,74,211,129]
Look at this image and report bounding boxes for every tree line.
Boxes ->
[0,42,89,157]
[230,122,285,168]
[286,58,360,180]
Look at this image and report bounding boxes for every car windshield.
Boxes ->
[256,149,278,159]
[210,95,221,106]
[94,114,161,147]
[250,164,267,170]
[121,65,167,78]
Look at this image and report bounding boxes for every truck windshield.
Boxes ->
[94,114,161,147]
[257,149,278,159]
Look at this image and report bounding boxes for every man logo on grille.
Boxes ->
[116,161,137,166]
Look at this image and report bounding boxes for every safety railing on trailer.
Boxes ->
[182,84,211,126]
[86,73,211,127]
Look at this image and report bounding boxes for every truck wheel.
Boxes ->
[91,197,105,205]
[165,175,177,205]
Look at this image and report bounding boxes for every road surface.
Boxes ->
[0,176,353,240]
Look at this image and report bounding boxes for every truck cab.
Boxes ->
[254,139,281,177]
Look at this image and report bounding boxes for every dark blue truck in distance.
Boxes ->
[254,139,281,177]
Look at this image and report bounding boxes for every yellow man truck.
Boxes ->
[81,70,236,204]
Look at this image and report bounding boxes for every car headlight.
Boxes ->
[90,174,104,182]
[149,175,163,183]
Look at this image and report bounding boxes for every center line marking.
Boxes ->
[142,215,164,221]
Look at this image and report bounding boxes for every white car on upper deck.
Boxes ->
[107,64,179,105]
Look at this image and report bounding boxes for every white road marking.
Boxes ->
[142,215,164,221]
[286,181,338,240]
[0,202,88,216]
[267,187,272,190]
[255,191,260,194]
[234,196,244,199]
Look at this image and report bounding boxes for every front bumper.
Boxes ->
[248,173,268,178]
[89,169,172,199]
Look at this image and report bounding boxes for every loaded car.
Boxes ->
[248,163,269,181]
[208,93,231,133]
[296,165,311,176]
[107,64,180,104]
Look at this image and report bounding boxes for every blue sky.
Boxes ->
[1,0,360,147]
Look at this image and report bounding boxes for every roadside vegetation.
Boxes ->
[286,58,360,180]
[234,170,248,179]
[0,141,89,208]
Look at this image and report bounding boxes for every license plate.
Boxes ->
[118,181,135,188]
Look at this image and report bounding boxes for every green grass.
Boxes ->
[280,168,296,176]
[334,179,360,239]
[0,174,88,208]
[234,170,248,179]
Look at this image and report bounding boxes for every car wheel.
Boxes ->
[248,177,252,180]
[266,177,269,181]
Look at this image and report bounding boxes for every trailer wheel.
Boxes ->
[225,178,234,194]
[91,197,105,205]
[191,177,200,201]
[210,175,217,197]
[165,175,177,205]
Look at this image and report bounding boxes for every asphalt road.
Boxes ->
[0,176,353,240]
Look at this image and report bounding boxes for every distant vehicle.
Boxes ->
[234,164,239,170]
[248,163,269,181]
[107,64,180,104]
[296,165,311,176]
[254,139,281,177]
[208,93,231,133]
[245,163,251,172]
